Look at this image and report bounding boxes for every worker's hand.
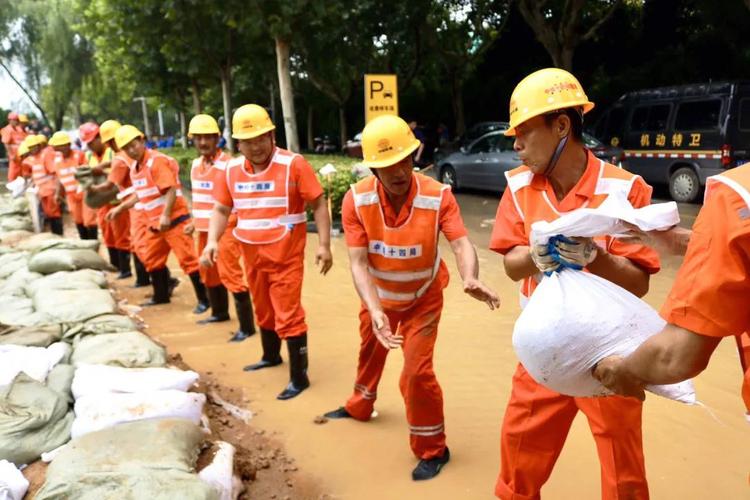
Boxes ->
[200,241,218,267]
[183,222,195,236]
[55,190,64,203]
[315,244,333,275]
[553,236,598,270]
[159,213,170,233]
[529,243,560,274]
[592,355,646,401]
[105,206,121,222]
[371,310,402,349]
[463,278,500,310]
[619,223,691,256]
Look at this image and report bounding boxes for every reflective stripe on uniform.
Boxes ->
[236,212,306,230]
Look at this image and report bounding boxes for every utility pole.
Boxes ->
[133,97,151,137]
[157,105,165,135]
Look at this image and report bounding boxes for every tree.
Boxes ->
[518,0,621,70]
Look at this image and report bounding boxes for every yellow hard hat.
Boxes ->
[35,134,47,145]
[23,134,45,148]
[114,124,144,149]
[232,104,275,140]
[360,115,421,169]
[188,114,221,138]
[18,114,29,123]
[18,142,30,157]
[504,68,594,137]
[48,131,71,147]
[100,119,122,143]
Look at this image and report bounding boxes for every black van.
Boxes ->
[591,81,750,202]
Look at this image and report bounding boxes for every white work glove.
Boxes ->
[529,243,560,274]
[552,236,598,270]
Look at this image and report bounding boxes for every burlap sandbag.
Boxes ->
[27,248,113,274]
[32,288,116,324]
[71,331,167,368]
[75,167,118,209]
[0,325,63,348]
[62,314,138,341]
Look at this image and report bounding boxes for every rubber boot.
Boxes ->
[277,334,310,400]
[49,217,63,236]
[197,285,230,324]
[243,329,282,371]
[229,291,256,342]
[76,224,87,239]
[141,267,170,306]
[85,225,98,240]
[167,268,179,297]
[189,271,210,314]
[133,255,150,287]
[107,247,119,268]
[117,250,133,279]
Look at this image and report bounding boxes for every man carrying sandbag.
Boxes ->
[22,134,63,235]
[185,113,256,341]
[594,162,750,424]
[322,115,500,481]
[201,104,332,400]
[489,68,660,500]
[111,124,209,312]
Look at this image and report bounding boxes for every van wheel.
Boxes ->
[669,167,700,203]
[440,165,459,191]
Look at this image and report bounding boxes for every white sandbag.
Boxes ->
[514,196,695,403]
[71,364,199,399]
[0,343,70,386]
[198,442,243,500]
[70,390,206,438]
[0,459,28,500]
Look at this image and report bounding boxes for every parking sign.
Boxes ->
[364,74,398,124]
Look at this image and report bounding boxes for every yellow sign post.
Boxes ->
[364,74,398,124]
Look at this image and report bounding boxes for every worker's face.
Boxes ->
[123,137,146,161]
[9,119,19,127]
[194,133,220,158]
[53,144,71,156]
[513,114,570,175]
[106,139,119,152]
[29,145,41,155]
[88,136,104,154]
[238,132,274,166]
[375,156,414,196]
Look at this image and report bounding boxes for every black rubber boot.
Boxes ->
[323,407,352,419]
[85,226,98,240]
[49,217,63,236]
[189,271,209,314]
[277,334,310,400]
[141,267,170,306]
[167,268,179,297]
[229,291,256,342]
[107,247,119,268]
[133,255,150,287]
[197,285,230,324]
[243,329,282,371]
[76,224,87,239]
[117,250,133,279]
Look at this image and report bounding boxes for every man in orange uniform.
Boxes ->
[111,124,208,311]
[187,114,256,340]
[47,131,96,239]
[489,69,660,500]
[82,122,131,276]
[594,162,750,425]
[22,134,63,235]
[202,104,332,400]
[323,115,500,481]
[2,112,28,181]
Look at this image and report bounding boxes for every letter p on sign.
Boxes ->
[364,74,398,124]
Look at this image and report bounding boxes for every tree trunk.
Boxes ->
[450,73,466,136]
[338,105,347,153]
[269,80,277,125]
[0,59,50,125]
[274,37,300,153]
[219,66,233,152]
[191,79,203,114]
[306,105,314,152]
[179,111,187,148]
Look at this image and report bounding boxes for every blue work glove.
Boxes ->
[549,235,598,271]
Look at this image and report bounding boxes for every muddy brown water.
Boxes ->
[118,192,746,499]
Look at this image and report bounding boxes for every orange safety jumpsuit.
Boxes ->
[24,150,61,218]
[129,149,199,274]
[88,148,131,252]
[191,150,247,293]
[1,124,27,181]
[661,164,750,422]
[490,152,661,500]
[50,149,97,227]
[341,173,468,460]
[109,151,145,261]
[213,147,323,338]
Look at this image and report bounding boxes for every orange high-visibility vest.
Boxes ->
[505,158,644,307]
[26,152,56,195]
[226,148,307,245]
[129,150,185,224]
[351,173,447,311]
[53,150,86,194]
[191,151,232,232]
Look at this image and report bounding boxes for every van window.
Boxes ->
[675,99,722,131]
[739,98,750,131]
[599,107,625,138]
[630,104,670,132]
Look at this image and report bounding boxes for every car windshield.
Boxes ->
[582,133,603,149]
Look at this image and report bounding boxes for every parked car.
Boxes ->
[591,81,750,202]
[436,124,626,193]
[434,121,508,162]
